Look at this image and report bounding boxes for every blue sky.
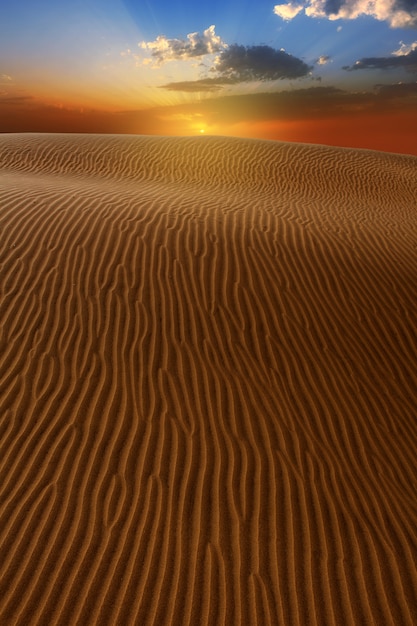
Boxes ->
[1,0,417,152]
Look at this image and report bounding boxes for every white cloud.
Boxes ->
[139,25,227,66]
[392,40,417,55]
[273,0,417,29]
[273,2,304,19]
[316,55,331,64]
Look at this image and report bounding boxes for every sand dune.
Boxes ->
[1,133,417,625]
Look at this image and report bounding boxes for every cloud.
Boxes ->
[0,97,178,134]
[139,25,226,66]
[161,77,236,92]
[159,45,312,92]
[392,40,417,54]
[375,80,417,95]
[215,45,312,81]
[273,0,417,28]
[0,74,13,82]
[0,95,32,104]
[344,43,417,71]
[273,2,304,19]
[316,55,331,65]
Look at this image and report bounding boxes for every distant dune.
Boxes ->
[1,133,417,625]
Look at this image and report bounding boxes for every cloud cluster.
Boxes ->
[216,45,311,81]
[161,45,312,92]
[139,25,226,65]
[344,41,417,71]
[273,0,417,28]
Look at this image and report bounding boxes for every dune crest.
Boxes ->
[1,133,417,625]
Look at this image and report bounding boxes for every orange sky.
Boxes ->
[253,111,417,155]
[2,88,416,156]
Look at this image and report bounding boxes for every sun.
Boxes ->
[190,118,212,135]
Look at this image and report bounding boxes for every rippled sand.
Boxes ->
[1,133,417,625]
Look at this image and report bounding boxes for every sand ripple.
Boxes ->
[1,133,417,625]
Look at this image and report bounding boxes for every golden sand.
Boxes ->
[1,133,417,625]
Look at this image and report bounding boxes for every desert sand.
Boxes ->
[0,133,417,625]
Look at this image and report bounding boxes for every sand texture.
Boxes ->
[1,133,417,625]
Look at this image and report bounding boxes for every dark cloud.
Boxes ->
[216,45,312,81]
[375,81,417,96]
[0,95,33,105]
[344,48,417,71]
[0,100,170,134]
[160,45,311,92]
[160,77,236,92]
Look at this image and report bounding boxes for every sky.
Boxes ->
[1,0,417,154]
